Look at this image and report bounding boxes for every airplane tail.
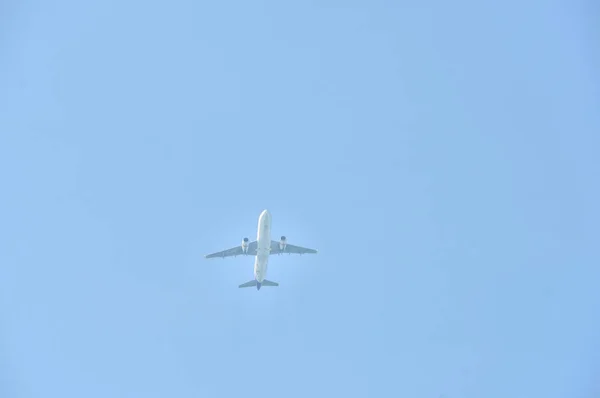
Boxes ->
[238,279,279,290]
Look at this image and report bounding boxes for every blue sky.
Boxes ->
[1,1,598,397]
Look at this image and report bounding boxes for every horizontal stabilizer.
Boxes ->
[238,280,258,288]
[238,279,279,289]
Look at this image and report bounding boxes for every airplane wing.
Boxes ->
[205,241,258,259]
[270,240,318,255]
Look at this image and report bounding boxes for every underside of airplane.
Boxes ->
[205,210,317,290]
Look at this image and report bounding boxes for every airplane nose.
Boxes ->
[260,209,271,221]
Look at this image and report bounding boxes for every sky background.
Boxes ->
[1,0,599,397]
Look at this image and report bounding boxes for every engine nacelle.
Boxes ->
[279,235,287,250]
[241,237,249,253]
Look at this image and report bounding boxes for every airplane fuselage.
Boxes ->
[254,209,272,289]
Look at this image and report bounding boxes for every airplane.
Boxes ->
[205,209,318,290]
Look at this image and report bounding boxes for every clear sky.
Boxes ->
[1,1,598,397]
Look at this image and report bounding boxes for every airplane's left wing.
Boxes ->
[205,241,257,259]
[270,240,318,255]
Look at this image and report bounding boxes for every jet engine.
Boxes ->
[279,236,287,250]
[241,237,249,253]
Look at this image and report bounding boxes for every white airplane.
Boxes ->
[205,209,318,290]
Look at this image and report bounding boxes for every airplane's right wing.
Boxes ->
[205,241,257,259]
[270,240,318,255]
